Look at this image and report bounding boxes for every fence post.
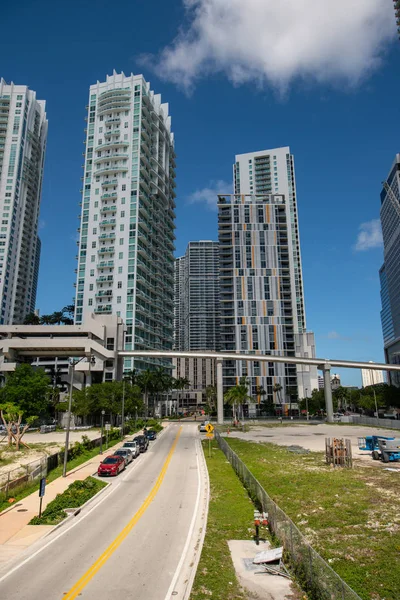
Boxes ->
[6,471,10,498]
[308,545,313,587]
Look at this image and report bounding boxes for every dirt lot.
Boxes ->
[0,428,101,484]
[223,422,400,467]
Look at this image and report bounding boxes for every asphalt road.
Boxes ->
[0,423,207,600]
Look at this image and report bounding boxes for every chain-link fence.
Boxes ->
[0,456,47,497]
[215,431,363,600]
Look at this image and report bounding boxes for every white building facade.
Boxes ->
[0,80,47,324]
[74,72,176,373]
[219,146,317,409]
[361,362,385,387]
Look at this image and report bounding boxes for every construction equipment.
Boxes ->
[377,438,400,463]
[358,435,394,454]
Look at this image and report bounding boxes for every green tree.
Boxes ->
[224,377,251,422]
[136,369,156,415]
[39,314,54,325]
[0,364,51,417]
[333,386,350,411]
[205,385,217,415]
[0,403,38,450]
[124,368,138,386]
[23,312,40,325]
[255,385,267,405]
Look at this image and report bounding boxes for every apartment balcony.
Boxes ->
[100,205,117,214]
[104,129,120,138]
[105,117,121,125]
[97,101,131,115]
[96,166,128,176]
[100,218,116,227]
[101,192,118,200]
[98,260,114,268]
[94,153,129,164]
[94,305,112,314]
[97,275,114,283]
[98,246,115,255]
[99,232,116,241]
[95,290,113,298]
[101,179,118,188]
[96,141,127,151]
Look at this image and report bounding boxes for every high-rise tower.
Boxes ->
[0,79,47,324]
[75,72,176,372]
[219,147,317,412]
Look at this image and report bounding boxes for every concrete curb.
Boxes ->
[182,438,210,600]
[45,480,112,537]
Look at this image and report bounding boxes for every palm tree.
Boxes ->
[174,377,190,413]
[136,369,155,416]
[273,383,283,414]
[124,368,138,386]
[23,312,40,325]
[255,385,266,405]
[224,377,251,423]
[50,311,64,325]
[39,314,54,325]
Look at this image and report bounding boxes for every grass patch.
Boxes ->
[190,440,257,600]
[226,438,400,600]
[29,477,106,525]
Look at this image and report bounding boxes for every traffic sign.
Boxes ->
[206,432,214,439]
[205,423,214,433]
[39,477,46,498]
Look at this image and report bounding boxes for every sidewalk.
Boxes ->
[0,436,125,565]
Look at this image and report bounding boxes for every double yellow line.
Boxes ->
[63,426,183,599]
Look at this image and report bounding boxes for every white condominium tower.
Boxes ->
[74,72,176,372]
[0,79,47,324]
[219,147,317,411]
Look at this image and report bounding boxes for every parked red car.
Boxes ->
[97,455,125,477]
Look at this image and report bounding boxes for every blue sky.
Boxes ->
[2,0,399,386]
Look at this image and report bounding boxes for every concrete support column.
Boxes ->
[217,358,224,425]
[320,363,334,423]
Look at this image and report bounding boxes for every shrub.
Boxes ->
[29,477,106,525]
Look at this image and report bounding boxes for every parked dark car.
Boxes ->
[133,435,149,452]
[144,429,157,441]
[97,455,125,477]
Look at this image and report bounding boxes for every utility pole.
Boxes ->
[305,387,309,421]
[63,355,95,477]
[121,379,125,440]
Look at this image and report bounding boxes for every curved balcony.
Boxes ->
[97,101,131,116]
[96,141,127,151]
[105,117,121,125]
[94,305,112,314]
[104,129,120,138]
[99,88,131,100]
[101,179,118,188]
[94,153,129,164]
[96,166,128,176]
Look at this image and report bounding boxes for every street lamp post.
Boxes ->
[63,355,95,478]
[305,388,309,421]
[100,410,105,454]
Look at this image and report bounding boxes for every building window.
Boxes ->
[118,266,123,274]
[88,299,93,306]
[118,281,122,289]
[106,337,115,350]
[90,269,94,276]
[117,296,121,303]
[105,372,113,381]
[89,284,93,291]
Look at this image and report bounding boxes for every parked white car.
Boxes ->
[122,441,140,458]
[113,448,134,465]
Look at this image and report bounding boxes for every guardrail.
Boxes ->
[215,431,362,600]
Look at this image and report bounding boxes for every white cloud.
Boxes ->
[187,180,231,211]
[354,219,383,251]
[141,0,396,92]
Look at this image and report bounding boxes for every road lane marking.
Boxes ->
[164,436,202,600]
[63,426,183,600]
[0,424,170,585]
